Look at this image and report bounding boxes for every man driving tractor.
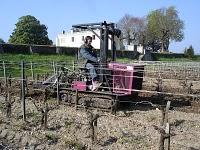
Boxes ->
[77,35,102,91]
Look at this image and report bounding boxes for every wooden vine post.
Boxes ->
[21,61,26,121]
[158,101,171,150]
[87,111,100,144]
[43,88,49,129]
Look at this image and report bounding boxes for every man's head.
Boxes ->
[84,36,92,46]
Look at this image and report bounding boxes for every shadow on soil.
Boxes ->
[118,94,192,113]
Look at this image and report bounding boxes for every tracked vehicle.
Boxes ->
[44,21,144,112]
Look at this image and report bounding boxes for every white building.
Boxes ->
[56,29,122,50]
[124,44,144,53]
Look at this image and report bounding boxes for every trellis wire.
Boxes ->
[0,60,200,99]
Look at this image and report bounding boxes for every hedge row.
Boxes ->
[0,43,185,60]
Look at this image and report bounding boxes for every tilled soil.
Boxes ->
[0,95,200,150]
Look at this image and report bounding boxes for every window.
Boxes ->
[92,35,95,40]
[72,37,74,42]
[82,36,84,41]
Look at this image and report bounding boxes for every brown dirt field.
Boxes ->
[0,94,200,150]
[0,68,200,150]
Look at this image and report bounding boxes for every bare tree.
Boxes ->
[117,14,147,46]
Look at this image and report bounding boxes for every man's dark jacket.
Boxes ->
[77,44,98,68]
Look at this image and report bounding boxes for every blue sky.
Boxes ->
[0,0,199,54]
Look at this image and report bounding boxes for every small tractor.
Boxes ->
[43,21,144,112]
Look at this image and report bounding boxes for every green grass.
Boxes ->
[117,55,200,62]
[0,53,199,77]
[117,58,134,63]
[157,55,200,62]
[0,54,75,77]
[0,53,75,62]
[158,57,195,61]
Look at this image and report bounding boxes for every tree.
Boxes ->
[146,6,184,52]
[0,38,5,44]
[117,14,147,46]
[9,15,52,45]
[184,45,194,58]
